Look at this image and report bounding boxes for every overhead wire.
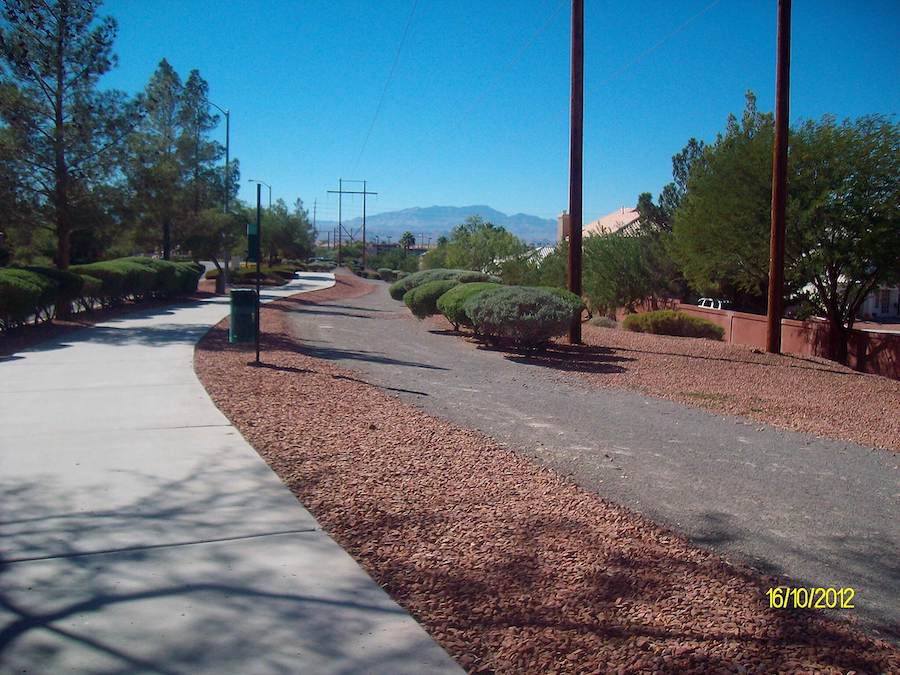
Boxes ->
[591,0,722,91]
[350,0,420,174]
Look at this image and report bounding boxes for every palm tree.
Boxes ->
[399,231,415,251]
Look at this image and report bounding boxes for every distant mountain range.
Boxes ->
[316,205,557,245]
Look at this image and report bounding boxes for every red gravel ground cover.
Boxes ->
[425,313,900,452]
[194,273,898,674]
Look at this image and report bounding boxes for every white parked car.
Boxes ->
[697,297,729,310]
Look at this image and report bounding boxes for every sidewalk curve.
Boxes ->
[0,273,461,674]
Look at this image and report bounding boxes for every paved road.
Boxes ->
[288,280,900,640]
[0,274,461,674]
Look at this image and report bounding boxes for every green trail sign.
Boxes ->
[247,221,259,262]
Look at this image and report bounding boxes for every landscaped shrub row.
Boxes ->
[404,279,461,319]
[622,309,724,340]
[0,257,202,331]
[464,285,574,347]
[390,269,583,348]
[205,263,304,285]
[436,282,502,329]
[388,268,496,300]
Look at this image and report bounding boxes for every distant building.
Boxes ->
[859,285,900,320]
[557,206,640,243]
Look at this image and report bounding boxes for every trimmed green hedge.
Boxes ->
[1,257,201,331]
[377,268,395,282]
[436,282,502,329]
[0,269,57,328]
[388,268,494,301]
[622,310,724,340]
[403,279,460,319]
[463,285,572,347]
[23,266,85,317]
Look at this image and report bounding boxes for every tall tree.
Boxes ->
[422,215,526,273]
[789,114,899,362]
[0,0,134,269]
[399,230,415,251]
[177,69,221,222]
[671,92,778,311]
[671,93,899,362]
[128,58,182,258]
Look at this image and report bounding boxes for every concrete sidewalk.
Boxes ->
[0,274,461,674]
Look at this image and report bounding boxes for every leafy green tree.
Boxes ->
[582,234,655,315]
[789,114,899,362]
[261,198,314,264]
[671,92,779,311]
[182,207,243,270]
[399,230,415,251]
[421,215,525,273]
[671,92,899,362]
[370,247,418,273]
[0,0,136,269]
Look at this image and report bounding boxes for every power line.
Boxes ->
[591,0,722,91]
[351,0,419,173]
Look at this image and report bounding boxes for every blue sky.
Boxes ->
[101,0,899,224]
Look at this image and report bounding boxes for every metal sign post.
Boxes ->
[255,183,262,364]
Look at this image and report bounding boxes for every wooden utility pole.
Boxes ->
[766,0,792,354]
[567,0,584,344]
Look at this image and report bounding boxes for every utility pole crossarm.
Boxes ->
[328,179,377,269]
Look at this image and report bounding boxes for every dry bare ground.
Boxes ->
[195,273,898,674]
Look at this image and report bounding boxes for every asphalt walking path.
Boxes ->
[287,280,900,641]
[0,273,461,674]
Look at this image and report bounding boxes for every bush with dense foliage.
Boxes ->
[388,268,493,301]
[0,257,202,329]
[377,268,395,282]
[436,282,502,329]
[541,287,585,322]
[621,310,724,340]
[70,257,201,307]
[463,286,573,347]
[403,279,460,319]
[0,268,57,328]
[23,266,86,316]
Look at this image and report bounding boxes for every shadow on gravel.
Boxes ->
[497,343,633,375]
[607,343,862,377]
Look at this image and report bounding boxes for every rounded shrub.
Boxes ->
[540,287,585,322]
[436,282,502,329]
[377,268,395,282]
[403,279,460,319]
[622,310,724,340]
[388,268,492,301]
[463,285,572,347]
[395,270,408,279]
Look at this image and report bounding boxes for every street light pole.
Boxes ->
[206,99,230,293]
[249,179,272,210]
[255,182,261,365]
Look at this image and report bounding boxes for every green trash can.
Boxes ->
[229,288,257,343]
